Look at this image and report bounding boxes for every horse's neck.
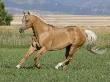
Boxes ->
[32,27,38,37]
[32,18,49,35]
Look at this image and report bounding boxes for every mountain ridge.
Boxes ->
[4,0,110,15]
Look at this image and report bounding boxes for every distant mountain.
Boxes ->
[6,7,64,15]
[4,0,110,15]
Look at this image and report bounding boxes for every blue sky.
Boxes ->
[4,0,110,15]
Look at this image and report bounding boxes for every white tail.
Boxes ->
[85,29,105,54]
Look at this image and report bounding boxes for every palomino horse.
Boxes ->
[16,12,99,69]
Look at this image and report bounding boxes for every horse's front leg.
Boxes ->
[34,47,47,69]
[16,45,36,69]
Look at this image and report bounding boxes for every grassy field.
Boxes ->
[0,26,110,82]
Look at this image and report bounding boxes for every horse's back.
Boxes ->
[61,26,86,46]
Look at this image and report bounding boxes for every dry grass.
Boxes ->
[0,26,32,48]
[90,26,110,48]
[0,26,109,48]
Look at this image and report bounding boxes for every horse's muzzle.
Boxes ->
[19,28,24,33]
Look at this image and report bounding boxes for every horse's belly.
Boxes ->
[50,38,71,50]
[49,30,72,50]
[51,43,71,50]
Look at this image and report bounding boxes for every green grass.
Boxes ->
[0,26,109,82]
[0,48,110,82]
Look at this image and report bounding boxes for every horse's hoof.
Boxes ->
[16,65,21,69]
[62,65,68,71]
[55,66,59,69]
[35,64,41,69]
[55,62,63,70]
[55,66,64,70]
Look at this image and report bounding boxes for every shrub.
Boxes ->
[0,0,13,25]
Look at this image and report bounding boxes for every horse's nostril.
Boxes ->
[19,28,24,33]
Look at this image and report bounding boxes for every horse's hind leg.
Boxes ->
[16,45,36,69]
[55,46,70,69]
[55,45,79,70]
[63,46,79,69]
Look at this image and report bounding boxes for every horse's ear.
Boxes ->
[28,11,30,15]
[23,11,26,16]
[23,11,26,15]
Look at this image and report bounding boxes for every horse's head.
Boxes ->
[19,11,33,33]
